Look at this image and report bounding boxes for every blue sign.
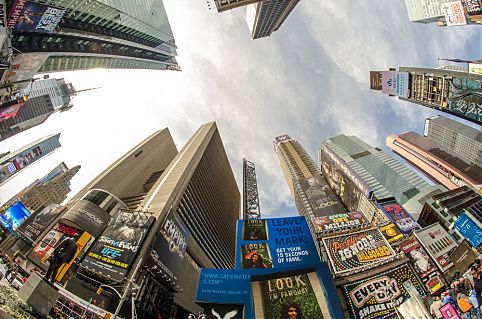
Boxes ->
[197,269,252,305]
[455,212,482,248]
[14,2,66,33]
[0,201,31,233]
[235,216,320,273]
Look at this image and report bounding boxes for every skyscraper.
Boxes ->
[0,133,61,186]
[370,67,482,125]
[322,134,443,219]
[64,123,240,318]
[246,0,300,39]
[4,0,179,85]
[214,0,263,12]
[403,0,482,26]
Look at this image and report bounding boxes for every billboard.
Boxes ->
[242,219,268,241]
[13,2,66,32]
[0,201,31,233]
[414,223,457,272]
[321,144,372,199]
[454,212,482,248]
[322,228,395,275]
[462,0,482,13]
[447,77,482,125]
[0,102,24,123]
[299,174,347,218]
[16,204,62,243]
[381,71,410,98]
[61,200,111,237]
[235,216,321,272]
[442,1,467,26]
[81,212,153,282]
[342,264,425,319]
[379,223,404,244]
[146,212,190,284]
[380,201,420,235]
[260,273,324,319]
[448,240,478,275]
[312,212,368,234]
[7,0,27,29]
[370,71,382,90]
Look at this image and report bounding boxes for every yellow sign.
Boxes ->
[55,231,92,281]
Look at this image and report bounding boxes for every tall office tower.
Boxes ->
[4,0,179,85]
[387,131,482,193]
[0,133,61,186]
[246,0,300,39]
[323,135,443,219]
[403,0,482,26]
[370,68,482,125]
[66,123,240,317]
[213,0,263,12]
[274,135,347,256]
[419,186,481,230]
[0,78,78,141]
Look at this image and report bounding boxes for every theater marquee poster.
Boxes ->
[342,264,425,319]
[323,228,395,275]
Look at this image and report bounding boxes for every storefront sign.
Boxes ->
[81,212,153,282]
[414,223,457,272]
[312,212,368,234]
[323,228,395,275]
[381,71,410,98]
[342,264,425,319]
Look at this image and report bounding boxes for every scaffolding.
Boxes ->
[242,159,261,219]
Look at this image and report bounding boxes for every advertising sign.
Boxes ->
[322,228,395,275]
[242,219,268,240]
[146,212,190,284]
[342,264,425,319]
[0,0,6,45]
[461,0,482,13]
[370,71,383,90]
[442,1,467,26]
[16,204,62,243]
[399,237,436,279]
[274,134,290,143]
[299,174,347,218]
[448,241,478,275]
[197,268,252,305]
[380,201,420,235]
[7,0,27,29]
[379,223,404,244]
[448,77,482,125]
[81,212,153,282]
[13,2,65,32]
[235,216,321,272]
[61,200,111,237]
[203,304,243,319]
[454,212,482,248]
[0,201,31,233]
[414,223,457,272]
[440,302,461,319]
[0,102,24,123]
[381,71,410,98]
[312,212,368,234]
[260,273,324,319]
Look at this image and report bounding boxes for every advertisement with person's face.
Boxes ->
[17,204,62,242]
[400,237,436,278]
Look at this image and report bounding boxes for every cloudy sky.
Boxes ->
[0,0,481,217]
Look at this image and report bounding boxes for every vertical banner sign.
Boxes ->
[147,213,190,284]
[414,223,457,272]
[454,212,482,248]
[342,264,425,319]
[381,202,420,235]
[80,212,154,282]
[322,228,395,276]
[299,174,347,217]
[261,273,324,319]
[17,204,62,243]
[381,71,410,98]
[13,2,66,32]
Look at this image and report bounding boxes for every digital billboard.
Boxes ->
[17,204,62,243]
[0,201,31,233]
[13,2,66,33]
[342,264,425,319]
[299,174,347,218]
[381,71,409,98]
[81,212,153,282]
[454,212,482,248]
[0,102,24,123]
[146,212,190,284]
[414,223,457,272]
[322,228,395,276]
[312,212,368,234]
[380,201,420,235]
[235,216,320,273]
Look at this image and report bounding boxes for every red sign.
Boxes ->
[0,102,24,123]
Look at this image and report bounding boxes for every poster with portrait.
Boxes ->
[381,202,420,235]
[322,228,395,275]
[312,212,368,234]
[13,2,66,33]
[261,273,324,319]
[399,237,436,279]
[299,174,347,218]
[242,219,267,240]
[241,243,272,269]
[342,264,425,319]
[81,212,154,282]
[17,204,63,243]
